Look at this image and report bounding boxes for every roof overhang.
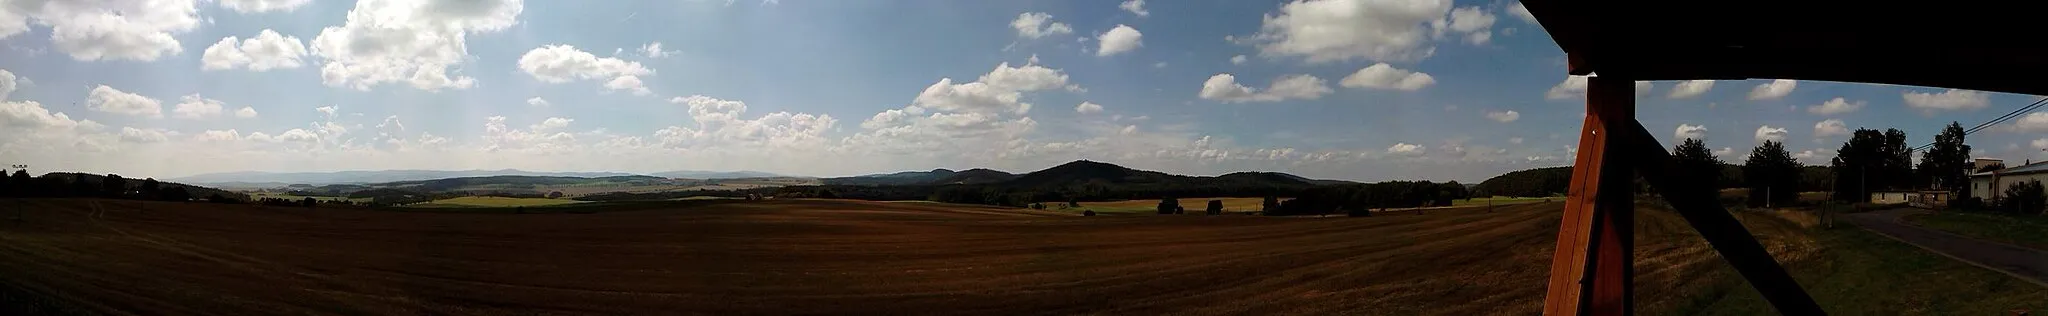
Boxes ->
[1520,0,2048,96]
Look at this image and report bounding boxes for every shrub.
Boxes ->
[1082,210,1096,216]
[1206,200,1223,215]
[1156,198,1179,215]
[2004,180,2046,215]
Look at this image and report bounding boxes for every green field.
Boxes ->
[1903,210,2048,250]
[1450,196,1554,206]
[246,192,366,203]
[1680,219,2048,314]
[406,196,588,208]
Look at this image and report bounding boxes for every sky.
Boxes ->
[1,0,2044,183]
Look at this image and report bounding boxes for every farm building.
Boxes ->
[1867,191,1914,204]
[1970,160,2048,203]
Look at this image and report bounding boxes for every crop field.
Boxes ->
[406,196,589,208]
[245,192,365,202]
[1450,196,1555,206]
[1070,197,1271,214]
[0,198,2041,314]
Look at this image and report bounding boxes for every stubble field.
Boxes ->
[0,198,2038,315]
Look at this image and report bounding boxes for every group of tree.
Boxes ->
[1830,128,1920,202]
[0,170,239,203]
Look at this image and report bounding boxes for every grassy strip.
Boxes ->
[1903,210,2048,251]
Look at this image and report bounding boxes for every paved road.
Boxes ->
[1843,208,2048,286]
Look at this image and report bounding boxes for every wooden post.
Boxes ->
[1543,75,1635,315]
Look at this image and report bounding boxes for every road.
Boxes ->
[1843,208,2048,287]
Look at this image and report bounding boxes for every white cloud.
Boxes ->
[1713,147,1734,158]
[527,97,550,107]
[0,100,83,130]
[1,0,204,61]
[1668,80,1715,99]
[196,129,241,142]
[531,117,573,132]
[86,85,162,117]
[171,94,226,119]
[1903,89,1991,112]
[908,62,1075,115]
[1505,2,1536,23]
[119,127,167,143]
[1814,119,1849,138]
[639,41,677,58]
[1509,137,1523,144]
[234,107,259,118]
[1806,97,1865,115]
[1119,0,1149,17]
[0,69,14,100]
[1755,125,1788,143]
[1635,81,1652,98]
[519,44,654,84]
[1120,125,1138,135]
[1338,63,1435,91]
[201,29,308,71]
[1245,0,1451,63]
[654,95,839,152]
[1445,6,1495,45]
[1546,75,1587,100]
[1010,12,1073,39]
[1485,110,1519,123]
[2005,113,2048,133]
[315,105,338,119]
[218,0,311,13]
[309,0,522,91]
[1096,24,1143,57]
[603,75,653,96]
[1075,101,1103,114]
[1676,124,1708,140]
[1200,73,1333,103]
[1387,142,1426,156]
[1230,55,1247,65]
[1747,79,1797,100]
[1153,62,1168,68]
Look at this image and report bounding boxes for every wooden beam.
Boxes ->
[1543,76,1635,315]
[1613,117,1828,315]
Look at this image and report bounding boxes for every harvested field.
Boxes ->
[0,198,2038,315]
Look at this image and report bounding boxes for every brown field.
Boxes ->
[0,198,2038,315]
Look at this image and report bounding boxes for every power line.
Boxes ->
[1913,96,2048,152]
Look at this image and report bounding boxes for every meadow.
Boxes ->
[404,196,588,208]
[0,198,2039,314]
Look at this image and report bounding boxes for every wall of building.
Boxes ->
[1971,172,2048,202]
[1870,192,1912,204]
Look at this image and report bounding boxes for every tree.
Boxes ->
[162,187,191,202]
[1206,200,1223,215]
[1262,196,1279,212]
[1978,163,2008,173]
[301,197,318,207]
[1067,197,1080,208]
[1833,128,1914,202]
[2004,180,2046,215]
[547,191,565,198]
[102,174,125,197]
[1672,138,1723,199]
[1920,122,1972,194]
[1745,140,1802,207]
[140,178,162,198]
[1157,198,1179,215]
[816,189,838,199]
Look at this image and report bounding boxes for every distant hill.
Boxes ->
[822,169,958,186]
[650,170,784,179]
[1472,166,1573,198]
[288,175,672,196]
[931,168,1017,185]
[173,169,645,186]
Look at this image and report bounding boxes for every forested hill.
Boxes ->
[1472,166,1573,198]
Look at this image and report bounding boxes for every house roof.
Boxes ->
[1973,162,2048,177]
[1519,1,2048,96]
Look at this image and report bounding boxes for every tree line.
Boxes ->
[0,170,246,203]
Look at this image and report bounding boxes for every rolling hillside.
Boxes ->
[173,169,645,186]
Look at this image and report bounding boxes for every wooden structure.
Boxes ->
[1520,1,2048,315]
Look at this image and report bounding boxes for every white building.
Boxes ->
[1970,161,2048,203]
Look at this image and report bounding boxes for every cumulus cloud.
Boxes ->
[639,41,677,58]
[218,0,311,13]
[656,95,839,151]
[528,97,550,107]
[87,85,162,117]
[907,62,1076,115]
[119,127,168,143]
[1676,124,1707,141]
[1807,97,1865,115]
[171,94,227,119]
[1230,55,1247,65]
[603,75,653,96]
[1387,142,1425,156]
[1485,110,1519,123]
[1338,63,1435,91]
[1748,79,1797,100]
[518,44,655,95]
[1546,75,1587,100]
[1096,24,1143,57]
[1075,101,1103,114]
[1120,0,1149,17]
[200,29,308,72]
[2004,112,2048,133]
[1505,2,1536,23]
[1010,12,1073,39]
[1755,125,1788,143]
[235,107,259,118]
[1814,119,1849,138]
[1445,6,1495,45]
[0,0,204,61]
[315,105,337,119]
[0,69,14,100]
[1903,89,1991,112]
[1244,0,1451,63]
[310,0,523,91]
[1668,80,1714,99]
[1199,73,1330,103]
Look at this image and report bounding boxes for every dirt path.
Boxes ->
[1842,208,2048,287]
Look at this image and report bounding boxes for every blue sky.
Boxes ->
[1,0,2042,182]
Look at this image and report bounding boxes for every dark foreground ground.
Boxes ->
[0,199,2039,315]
